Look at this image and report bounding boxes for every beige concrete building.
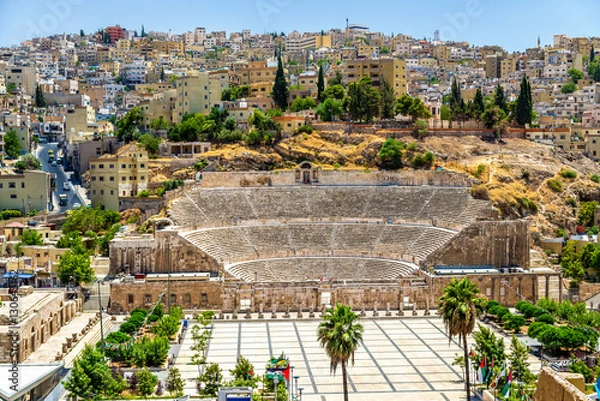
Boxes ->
[344,58,408,97]
[89,146,149,210]
[173,74,210,124]
[4,66,37,95]
[0,170,52,214]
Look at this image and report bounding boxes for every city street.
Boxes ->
[35,142,88,213]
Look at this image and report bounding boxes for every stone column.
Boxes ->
[424,292,431,316]
[532,276,537,304]
[373,302,379,317]
[545,275,550,299]
[558,275,563,301]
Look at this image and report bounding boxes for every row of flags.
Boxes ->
[474,355,513,398]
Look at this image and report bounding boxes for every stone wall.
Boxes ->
[199,169,475,188]
[108,230,220,277]
[426,220,531,269]
[534,367,587,401]
[0,290,81,363]
[428,273,541,306]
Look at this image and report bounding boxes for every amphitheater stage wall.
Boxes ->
[426,220,530,269]
[108,230,220,277]
[533,367,587,401]
[428,272,541,306]
[199,170,475,188]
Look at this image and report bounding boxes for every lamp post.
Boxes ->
[298,387,303,401]
[293,376,299,401]
[97,279,105,352]
[273,375,279,401]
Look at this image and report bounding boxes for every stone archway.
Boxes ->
[294,162,321,185]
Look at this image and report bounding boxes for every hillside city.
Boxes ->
[1,20,600,401]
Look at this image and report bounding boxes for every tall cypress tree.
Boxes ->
[473,88,485,118]
[494,83,508,114]
[379,79,396,119]
[317,65,325,101]
[35,84,46,108]
[515,76,532,126]
[591,45,595,63]
[141,25,146,37]
[272,55,289,110]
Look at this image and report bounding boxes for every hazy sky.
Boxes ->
[1,0,598,51]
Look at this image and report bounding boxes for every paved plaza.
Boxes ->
[177,317,477,401]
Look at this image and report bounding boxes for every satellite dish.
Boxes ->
[78,131,83,137]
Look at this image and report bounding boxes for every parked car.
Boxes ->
[63,182,71,191]
[72,202,82,209]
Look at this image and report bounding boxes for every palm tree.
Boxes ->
[317,303,364,401]
[438,278,481,401]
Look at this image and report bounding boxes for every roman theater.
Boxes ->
[108,165,556,314]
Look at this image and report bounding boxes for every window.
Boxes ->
[10,194,17,199]
[99,164,104,169]
[8,182,15,188]
[122,177,126,181]
[201,293,207,303]
[109,164,115,169]
[100,189,104,195]
[110,190,114,195]
[121,164,126,168]
[21,182,25,188]
[170,294,176,305]
[140,163,145,168]
[184,293,191,305]
[93,190,96,195]
[127,294,134,304]
[99,177,104,181]
[145,294,151,304]
[486,287,492,296]
[109,176,114,181]
[140,176,145,180]
[0,183,2,188]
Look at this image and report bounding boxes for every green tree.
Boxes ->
[561,240,585,282]
[56,231,84,250]
[272,54,289,110]
[493,83,508,114]
[198,362,223,397]
[322,84,346,101]
[137,133,161,155]
[14,153,42,170]
[4,130,21,159]
[591,45,596,63]
[345,76,380,122]
[568,68,583,83]
[135,368,158,396]
[152,315,180,337]
[449,76,462,116]
[116,106,144,142]
[316,98,343,122]
[505,315,526,333]
[378,138,404,170]
[131,336,170,367]
[35,84,46,108]
[290,97,316,112]
[508,335,534,384]
[317,65,325,101]
[379,79,396,119]
[473,88,485,118]
[440,105,451,120]
[561,82,578,94]
[21,229,43,246]
[57,250,94,285]
[328,71,343,86]
[166,367,184,397]
[395,94,432,122]
[229,355,258,387]
[472,324,506,378]
[570,355,594,383]
[437,278,481,401]
[141,25,146,37]
[63,345,127,400]
[482,106,507,129]
[515,76,533,126]
[150,116,169,131]
[317,304,364,401]
[578,201,598,227]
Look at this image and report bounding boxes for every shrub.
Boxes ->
[423,151,434,164]
[131,308,148,317]
[105,331,131,344]
[566,197,577,207]
[475,164,486,177]
[470,184,490,200]
[522,303,543,319]
[131,336,170,367]
[495,307,510,320]
[152,315,180,337]
[546,179,563,192]
[487,305,501,316]
[407,142,418,151]
[514,300,530,312]
[527,321,549,339]
[537,313,555,325]
[505,315,527,333]
[193,159,208,171]
[1,210,23,220]
[592,174,600,183]
[296,125,314,134]
[412,154,425,168]
[518,197,538,214]
[560,169,578,179]
[521,169,530,180]
[156,187,166,197]
[169,305,184,321]
[378,138,404,170]
[119,322,137,335]
[485,300,500,312]
[128,315,145,329]
[137,190,151,198]
[147,314,160,323]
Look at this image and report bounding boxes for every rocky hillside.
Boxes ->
[161,129,600,237]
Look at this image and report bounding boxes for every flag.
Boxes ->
[469,350,475,358]
[501,369,513,398]
[485,357,495,383]
[478,355,487,384]
[492,361,506,389]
